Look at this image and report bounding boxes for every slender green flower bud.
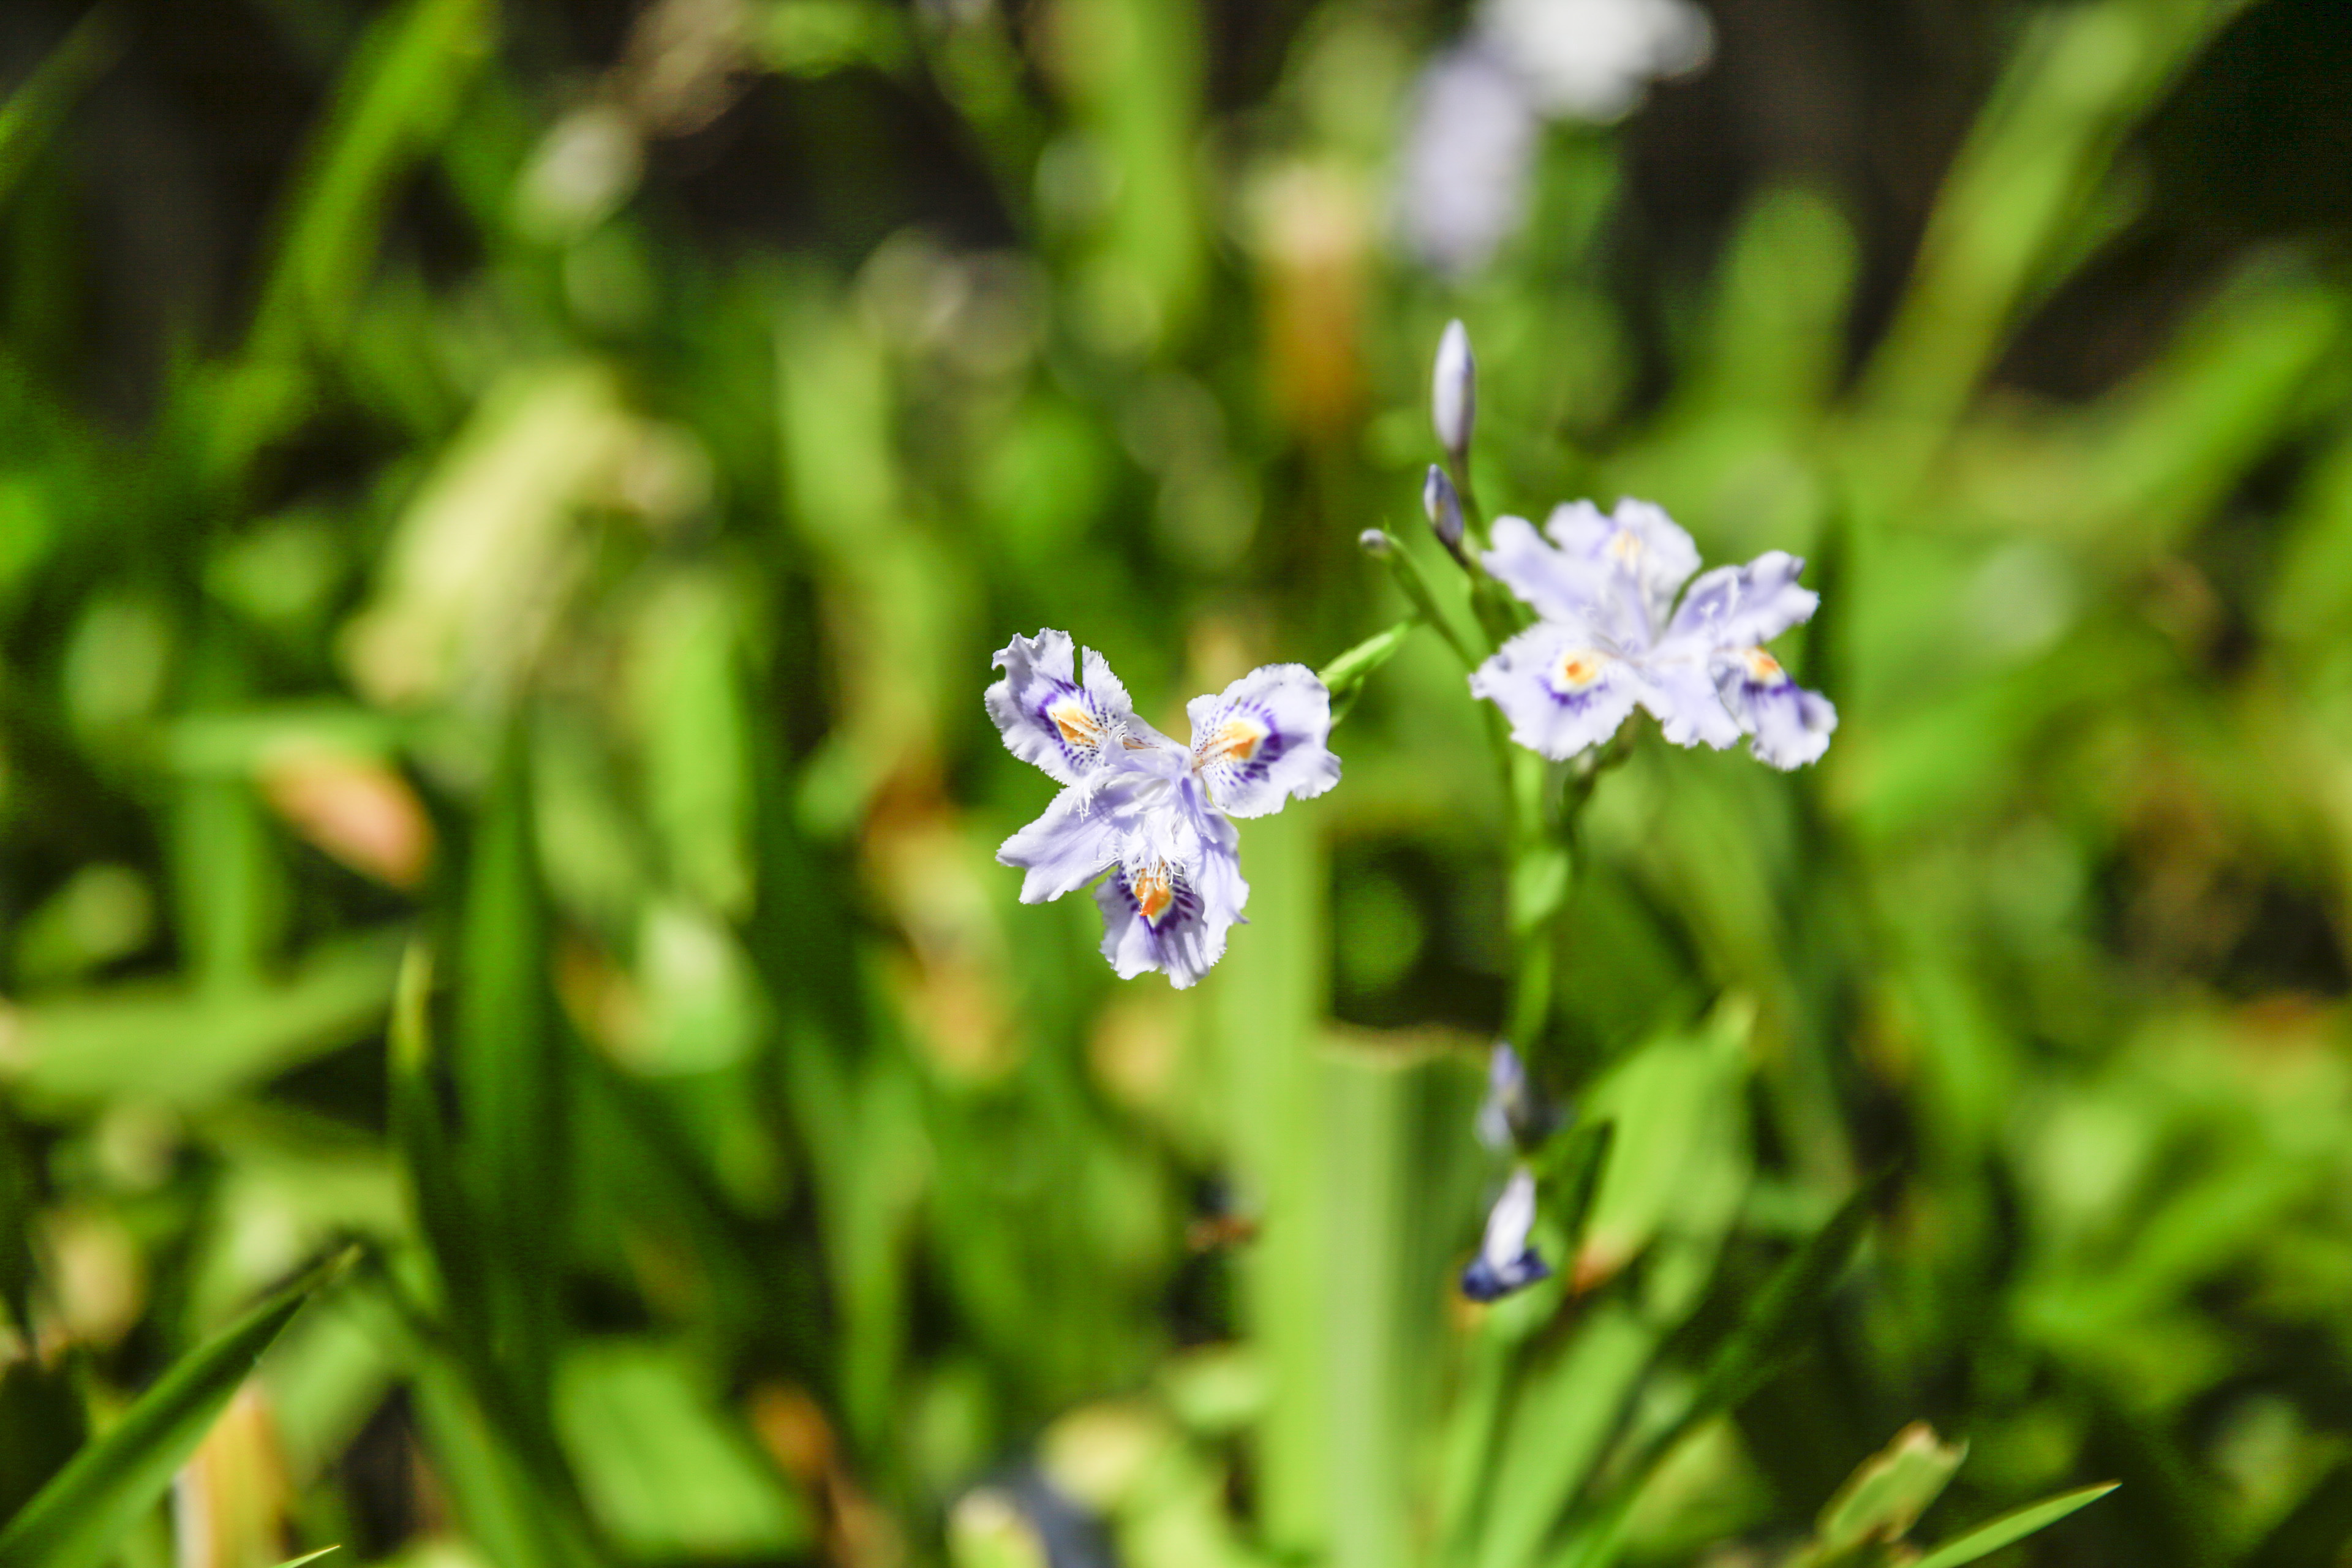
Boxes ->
[1423,464,1468,565]
[1432,319,1476,466]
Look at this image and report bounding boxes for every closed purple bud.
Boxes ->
[1423,464,1465,554]
[1432,319,1476,462]
[1359,527,1395,558]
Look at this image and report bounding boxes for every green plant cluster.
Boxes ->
[0,1,2349,1566]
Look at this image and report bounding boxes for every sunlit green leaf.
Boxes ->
[1907,1482,2119,1568]
[0,1253,348,1568]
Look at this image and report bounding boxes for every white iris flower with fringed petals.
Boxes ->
[1469,498,1837,769]
[987,630,1341,988]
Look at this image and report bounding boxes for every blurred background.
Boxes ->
[2,0,2352,1564]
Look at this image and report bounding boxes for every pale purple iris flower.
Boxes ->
[1468,498,1837,768]
[988,630,1341,988]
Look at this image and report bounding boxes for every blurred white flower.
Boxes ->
[1396,0,1714,274]
[1478,0,1713,121]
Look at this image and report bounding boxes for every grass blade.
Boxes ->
[453,723,564,1416]
[1909,1482,2120,1568]
[1686,1167,1891,1421]
[0,1252,349,1568]
[0,7,121,215]
[270,1550,341,1568]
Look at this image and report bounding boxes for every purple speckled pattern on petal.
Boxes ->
[1185,663,1341,819]
[986,630,1139,785]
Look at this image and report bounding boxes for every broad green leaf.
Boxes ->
[0,1252,348,1568]
[552,1341,810,1558]
[1909,1482,2119,1568]
[1472,1306,1659,1568]
[1534,1117,1613,1257]
[1813,1423,1966,1557]
[1,930,405,1110]
[627,571,753,919]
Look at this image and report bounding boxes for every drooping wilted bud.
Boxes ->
[1358,527,1395,558]
[1432,319,1476,464]
[1423,464,1466,560]
[1460,1167,1550,1302]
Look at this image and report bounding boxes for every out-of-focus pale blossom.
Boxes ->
[1396,45,1541,278]
[1479,0,1713,121]
[1397,0,1714,274]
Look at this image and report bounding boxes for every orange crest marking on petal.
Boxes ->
[1048,698,1101,747]
[1197,717,1268,768]
[1133,864,1175,922]
[1743,648,1783,682]
[1555,650,1605,692]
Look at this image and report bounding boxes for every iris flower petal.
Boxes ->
[1715,650,1838,769]
[986,630,1137,785]
[997,780,1144,903]
[1469,623,1644,762]
[1461,1169,1550,1302]
[1185,663,1342,820]
[1668,551,1819,649]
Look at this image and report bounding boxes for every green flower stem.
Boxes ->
[1365,532,1481,672]
[1318,616,1421,727]
[1501,727,1637,1060]
[1504,748,1570,1052]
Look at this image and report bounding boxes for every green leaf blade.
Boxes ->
[0,1253,348,1568]
[1909,1482,2120,1568]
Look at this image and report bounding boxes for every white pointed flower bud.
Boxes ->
[1423,465,1465,557]
[1358,528,1395,558]
[1432,319,1476,464]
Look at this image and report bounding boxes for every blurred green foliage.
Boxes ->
[1,0,2351,1566]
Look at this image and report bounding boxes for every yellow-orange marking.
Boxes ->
[1132,865,1175,922]
[1607,529,1644,565]
[1743,648,1782,682]
[1047,698,1100,747]
[1555,650,1605,692]
[1197,718,1267,767]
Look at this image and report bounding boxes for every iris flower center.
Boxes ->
[1554,650,1605,691]
[1133,863,1177,922]
[1196,717,1267,769]
[1048,697,1100,746]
